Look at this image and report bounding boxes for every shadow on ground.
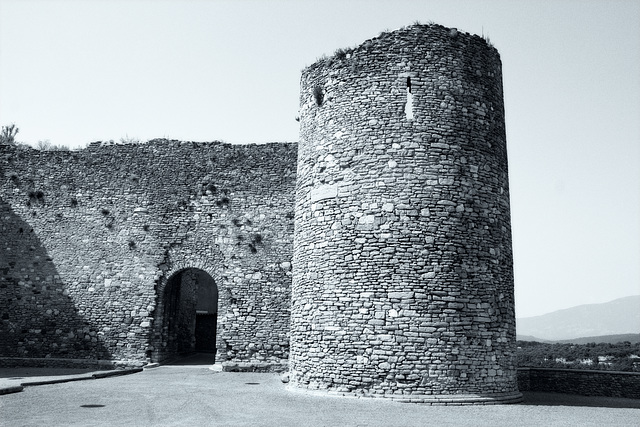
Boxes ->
[522,391,640,409]
[162,352,217,366]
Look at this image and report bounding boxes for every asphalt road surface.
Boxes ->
[1,365,639,427]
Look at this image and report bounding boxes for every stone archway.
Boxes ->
[157,268,219,361]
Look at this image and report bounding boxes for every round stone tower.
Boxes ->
[290,24,521,404]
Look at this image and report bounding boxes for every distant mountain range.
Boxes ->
[516,295,640,342]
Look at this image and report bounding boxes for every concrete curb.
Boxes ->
[143,363,160,369]
[0,385,24,395]
[21,376,93,386]
[92,368,144,379]
[0,368,143,394]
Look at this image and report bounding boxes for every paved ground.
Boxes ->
[1,357,639,427]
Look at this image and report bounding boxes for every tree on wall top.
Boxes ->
[0,124,19,145]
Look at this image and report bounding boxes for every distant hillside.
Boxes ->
[556,333,640,345]
[517,295,640,341]
[516,334,552,343]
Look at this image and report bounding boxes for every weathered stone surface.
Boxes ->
[0,140,296,368]
[291,23,519,400]
[310,184,338,203]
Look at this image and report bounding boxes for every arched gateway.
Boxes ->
[152,267,220,362]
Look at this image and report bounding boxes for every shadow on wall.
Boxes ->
[0,199,111,365]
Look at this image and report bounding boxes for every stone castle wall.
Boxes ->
[290,24,520,402]
[2,23,521,405]
[0,140,296,368]
[518,368,640,399]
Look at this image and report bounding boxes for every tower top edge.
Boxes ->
[302,23,499,74]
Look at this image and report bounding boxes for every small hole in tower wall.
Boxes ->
[405,77,414,120]
[313,85,324,106]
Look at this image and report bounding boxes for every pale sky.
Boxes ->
[1,0,639,318]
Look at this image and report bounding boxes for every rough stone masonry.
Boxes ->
[0,141,296,370]
[0,23,521,403]
[290,24,521,403]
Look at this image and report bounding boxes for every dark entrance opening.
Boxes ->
[195,314,217,353]
[162,268,218,360]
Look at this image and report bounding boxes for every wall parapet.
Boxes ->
[517,367,640,399]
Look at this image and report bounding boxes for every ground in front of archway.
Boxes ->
[0,364,638,427]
